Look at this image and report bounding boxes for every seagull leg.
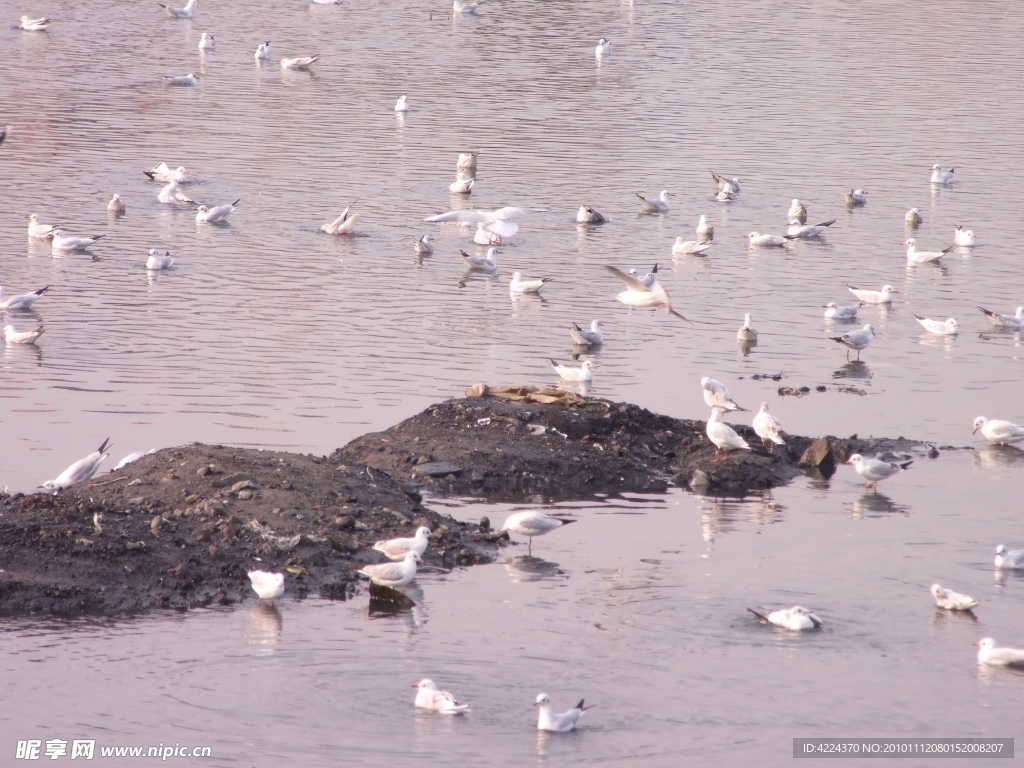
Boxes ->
[528,538,533,556]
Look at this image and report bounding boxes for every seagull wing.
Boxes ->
[605,265,650,292]
[424,210,491,225]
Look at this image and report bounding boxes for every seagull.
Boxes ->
[953,225,976,247]
[628,264,660,288]
[914,315,959,336]
[973,416,1024,446]
[846,453,912,491]
[500,511,576,555]
[605,265,688,320]
[706,407,751,462]
[787,199,807,223]
[27,214,58,239]
[830,323,874,360]
[847,284,898,304]
[715,188,736,202]
[198,32,215,50]
[845,189,867,205]
[414,680,470,714]
[195,199,239,223]
[247,571,285,605]
[635,190,672,213]
[672,238,712,257]
[904,238,952,264]
[474,223,502,245]
[696,214,714,239]
[905,208,923,227]
[509,272,550,294]
[320,205,358,234]
[593,37,612,57]
[114,449,157,470]
[570,319,603,346]
[143,163,194,183]
[18,15,50,31]
[158,0,196,18]
[737,313,757,343]
[0,285,49,310]
[167,73,198,86]
[373,526,431,561]
[576,205,607,224]
[255,41,271,61]
[752,403,785,452]
[930,164,955,185]
[414,234,434,256]
[424,207,524,240]
[4,325,44,344]
[107,194,126,215]
[460,248,498,271]
[551,358,593,382]
[359,551,421,586]
[535,694,591,732]
[978,306,1024,330]
[457,152,478,170]
[701,377,747,412]
[931,584,979,611]
[823,301,861,320]
[974,638,1024,667]
[395,94,410,112]
[787,219,836,238]
[157,179,194,205]
[51,230,105,251]
[449,173,473,194]
[748,606,822,630]
[146,249,175,270]
[995,545,1024,570]
[41,439,111,489]
[711,173,741,194]
[281,55,319,71]
[746,232,796,247]
[453,0,480,13]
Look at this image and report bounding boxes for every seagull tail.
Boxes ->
[577,700,596,712]
[747,608,771,623]
[820,219,837,227]
[942,245,955,254]
[96,438,111,454]
[35,327,45,337]
[898,460,913,470]
[978,307,994,317]
[143,171,156,180]
[912,314,925,321]
[552,518,578,525]
[571,322,583,331]
[669,308,692,323]
[549,359,559,368]
[231,199,241,207]
[770,434,786,445]
[36,285,51,295]
[829,336,844,343]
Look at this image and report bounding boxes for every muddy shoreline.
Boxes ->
[0,392,935,616]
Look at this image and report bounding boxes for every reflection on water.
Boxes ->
[832,361,873,380]
[696,493,786,542]
[973,444,1024,470]
[848,492,909,517]
[502,556,565,583]
[245,605,282,656]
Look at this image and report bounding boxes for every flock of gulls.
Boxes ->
[9,0,1024,731]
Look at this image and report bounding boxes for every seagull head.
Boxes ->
[759,402,769,413]
[930,584,944,598]
[931,164,941,170]
[405,551,422,562]
[996,545,1007,555]
[903,238,916,247]
[581,361,594,370]
[415,526,432,539]
[974,638,995,650]
[846,453,864,466]
[510,271,522,280]
[946,319,959,329]
[881,285,898,295]
[414,679,436,691]
[823,302,837,309]
[972,416,987,434]
[534,693,551,707]
[866,324,875,336]
[745,232,759,239]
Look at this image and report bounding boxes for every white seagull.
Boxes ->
[509,272,550,294]
[787,219,836,238]
[752,402,786,452]
[500,511,576,555]
[905,208,923,227]
[255,41,271,61]
[746,232,796,247]
[711,172,741,194]
[414,234,434,256]
[460,248,498,271]
[973,417,1024,445]
[904,238,952,264]
[453,0,480,13]
[701,377,746,412]
[247,571,285,604]
[535,694,591,732]
[847,284,898,304]
[474,223,501,245]
[846,453,912,491]
[424,207,524,240]
[696,214,714,239]
[457,152,478,170]
[157,179,194,205]
[143,163,194,183]
[975,638,1024,667]
[0,285,50,310]
[635,190,672,213]
[913,315,959,336]
[748,606,822,630]
[995,545,1024,570]
[595,38,611,56]
[146,249,175,270]
[672,238,712,257]
[570,319,603,346]
[158,0,196,18]
[51,230,104,251]
[830,323,874,360]
[823,301,861,320]
[930,164,955,185]
[196,199,239,223]
[373,526,431,561]
[736,313,757,343]
[931,584,979,611]
[576,205,607,223]
[788,199,807,223]
[414,680,470,714]
[845,189,867,205]
[978,306,1024,330]
[953,225,976,247]
[114,449,157,470]
[42,439,111,489]
[107,194,126,215]
[449,173,473,194]
[320,206,358,235]
[706,407,751,461]
[198,32,215,50]
[167,73,198,86]
[628,264,660,288]
[551,358,593,382]
[4,325,45,344]
[605,265,688,320]
[359,551,421,586]
[715,188,736,202]
[18,15,50,31]
[27,214,59,239]
[394,94,410,112]
[281,55,319,71]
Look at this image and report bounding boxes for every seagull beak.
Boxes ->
[972,426,980,434]
[533,702,541,707]
[411,684,420,688]
[973,641,981,647]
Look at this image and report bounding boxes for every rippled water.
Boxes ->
[2,0,1024,763]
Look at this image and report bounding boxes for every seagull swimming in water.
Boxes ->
[255,41,271,61]
[414,679,470,714]
[847,284,898,304]
[788,199,807,223]
[107,194,126,215]
[198,32,215,50]
[27,214,59,239]
[535,694,592,732]
[978,306,1024,330]
[550,358,593,382]
[672,238,712,257]
[595,38,611,56]
[449,173,473,194]
[905,208,923,227]
[460,248,498,272]
[746,232,796,247]
[146,249,174,270]
[4,325,45,344]
[570,319,604,346]
[974,638,1024,667]
[509,272,550,294]
[320,204,357,235]
[51,230,105,251]
[414,234,434,255]
[157,179,194,205]
[904,238,952,264]
[823,301,861,320]
[576,205,607,224]
[635,190,672,213]
[167,73,198,86]
[453,0,480,13]
[18,15,50,31]
[994,545,1024,570]
[953,225,976,247]
[845,189,867,205]
[787,219,836,238]
[748,606,822,630]
[736,313,757,343]
[195,199,239,223]
[0,285,50,311]
[930,164,955,185]
[394,94,410,112]
[281,55,319,71]
[158,0,196,18]
[931,584,979,611]
[913,315,959,336]
[424,207,524,240]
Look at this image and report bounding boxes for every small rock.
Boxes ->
[272,508,282,515]
[150,516,163,533]
[689,469,712,488]
[479,516,491,532]
[196,466,212,477]
[798,437,836,476]
[231,480,258,493]
[126,541,146,551]
[185,494,199,504]
[189,528,209,542]
[238,490,254,500]
[207,545,219,558]
[412,461,463,478]
[816,385,827,392]
[128,496,145,507]
[332,515,356,530]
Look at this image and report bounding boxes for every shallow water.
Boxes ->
[2,0,1023,763]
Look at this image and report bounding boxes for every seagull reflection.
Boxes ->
[556,379,590,397]
[366,584,427,634]
[738,338,756,356]
[245,604,282,655]
[915,332,957,350]
[502,555,564,583]
[974,444,1024,470]
[458,269,497,288]
[849,492,908,518]
[977,663,1024,685]
[832,361,872,380]
[929,607,978,627]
